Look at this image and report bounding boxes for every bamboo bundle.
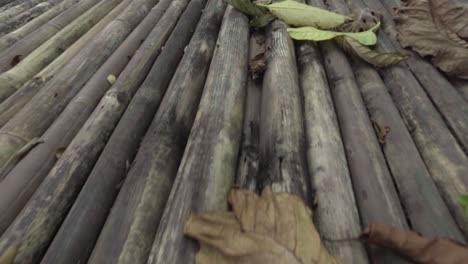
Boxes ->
[0,0,81,51]
[345,0,465,242]
[0,0,153,174]
[0,0,163,261]
[86,1,222,263]
[297,40,369,262]
[366,0,468,152]
[147,7,248,263]
[0,0,49,22]
[358,0,468,237]
[258,20,311,201]
[0,0,131,128]
[0,0,167,235]
[0,0,122,102]
[235,32,262,191]
[307,0,409,262]
[0,0,62,36]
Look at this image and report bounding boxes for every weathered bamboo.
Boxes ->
[147,7,248,264]
[0,0,121,102]
[0,0,16,8]
[235,32,262,191]
[297,40,369,262]
[344,0,465,241]
[0,0,81,51]
[363,0,468,152]
[0,0,163,261]
[353,59,465,241]
[307,0,409,262]
[0,0,153,175]
[0,0,62,36]
[0,0,131,128]
[258,20,312,202]
[358,0,468,237]
[0,0,167,235]
[452,79,468,101]
[86,1,223,263]
[0,0,49,22]
[0,0,22,13]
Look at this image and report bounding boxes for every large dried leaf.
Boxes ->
[395,0,468,78]
[184,187,341,264]
[361,222,468,263]
[287,22,380,46]
[258,0,351,29]
[338,36,409,67]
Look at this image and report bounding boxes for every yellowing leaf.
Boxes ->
[184,187,341,264]
[287,22,380,46]
[338,36,409,67]
[258,0,351,29]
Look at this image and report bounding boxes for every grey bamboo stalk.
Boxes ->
[0,0,22,12]
[357,0,468,236]
[235,32,262,191]
[342,0,465,242]
[297,40,369,262]
[0,0,49,22]
[258,19,312,201]
[86,1,222,263]
[147,7,248,264]
[0,0,131,128]
[364,0,468,152]
[0,0,102,72]
[0,0,167,235]
[0,0,161,260]
[0,0,63,36]
[0,0,81,51]
[0,0,145,173]
[0,0,16,8]
[0,0,122,102]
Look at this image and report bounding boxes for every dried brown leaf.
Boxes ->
[184,187,341,264]
[395,0,468,78]
[361,222,468,264]
[371,119,390,145]
[248,53,267,81]
[340,8,382,32]
[338,36,409,67]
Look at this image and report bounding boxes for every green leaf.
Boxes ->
[250,14,276,27]
[287,22,380,46]
[226,0,269,17]
[337,36,409,67]
[458,194,468,216]
[258,0,351,29]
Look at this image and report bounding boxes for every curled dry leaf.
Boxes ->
[337,36,409,67]
[184,187,341,264]
[287,22,380,46]
[258,0,351,29]
[361,222,468,264]
[395,0,468,79]
[249,52,267,81]
[371,119,390,145]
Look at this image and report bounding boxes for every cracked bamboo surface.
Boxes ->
[0,0,466,263]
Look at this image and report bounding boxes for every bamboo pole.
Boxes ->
[297,40,369,262]
[452,79,468,102]
[344,0,466,242]
[0,0,121,102]
[147,7,248,264]
[358,0,468,237]
[0,0,131,128]
[0,0,81,51]
[235,32,262,191]
[0,0,63,36]
[0,0,16,8]
[306,0,410,262]
[85,1,223,263]
[0,0,167,235]
[0,0,163,260]
[0,0,49,22]
[0,0,153,174]
[363,0,468,152]
[260,20,311,200]
[0,0,22,13]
